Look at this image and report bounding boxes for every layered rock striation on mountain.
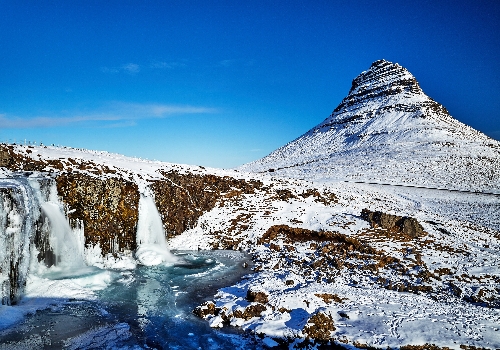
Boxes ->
[240,60,500,192]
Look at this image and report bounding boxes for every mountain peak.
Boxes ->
[335,59,422,114]
[370,58,390,67]
[239,60,500,191]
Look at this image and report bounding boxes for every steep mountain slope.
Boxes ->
[240,60,500,192]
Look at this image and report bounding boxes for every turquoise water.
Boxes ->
[0,251,265,349]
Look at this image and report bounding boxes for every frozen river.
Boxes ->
[0,250,264,349]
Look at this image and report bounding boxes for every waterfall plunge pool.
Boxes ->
[0,250,265,349]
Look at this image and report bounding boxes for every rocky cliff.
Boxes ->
[56,173,140,254]
[151,170,262,237]
[0,143,262,256]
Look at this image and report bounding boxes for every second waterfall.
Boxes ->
[135,194,178,266]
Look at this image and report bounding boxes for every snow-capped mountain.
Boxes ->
[240,59,500,191]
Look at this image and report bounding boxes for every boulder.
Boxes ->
[361,208,424,239]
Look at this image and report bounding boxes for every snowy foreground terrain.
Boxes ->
[1,60,499,349]
[0,143,498,349]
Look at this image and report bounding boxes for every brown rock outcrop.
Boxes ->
[56,173,139,253]
[232,303,267,320]
[193,301,217,318]
[259,225,367,247]
[151,170,262,236]
[246,288,269,304]
[361,208,424,239]
[303,312,336,341]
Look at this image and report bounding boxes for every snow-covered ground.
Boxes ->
[1,136,500,348]
[170,176,500,348]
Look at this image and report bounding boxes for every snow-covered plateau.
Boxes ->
[1,60,499,349]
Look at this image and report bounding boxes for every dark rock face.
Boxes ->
[56,173,140,254]
[0,148,11,167]
[151,170,262,236]
[361,208,424,239]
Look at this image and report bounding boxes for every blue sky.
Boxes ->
[1,1,499,168]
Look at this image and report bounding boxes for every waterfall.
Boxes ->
[33,181,95,280]
[0,173,90,304]
[40,202,85,269]
[1,173,177,305]
[0,176,42,305]
[135,194,177,266]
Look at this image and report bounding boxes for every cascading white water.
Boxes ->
[0,173,97,304]
[1,174,176,306]
[40,202,85,269]
[135,194,177,266]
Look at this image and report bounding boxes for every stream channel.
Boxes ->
[0,250,265,349]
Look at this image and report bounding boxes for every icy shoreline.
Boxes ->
[0,250,259,349]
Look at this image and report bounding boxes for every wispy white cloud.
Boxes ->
[102,60,188,74]
[218,59,256,68]
[0,113,118,128]
[0,103,218,129]
[113,102,217,117]
[100,63,140,74]
[121,63,140,74]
